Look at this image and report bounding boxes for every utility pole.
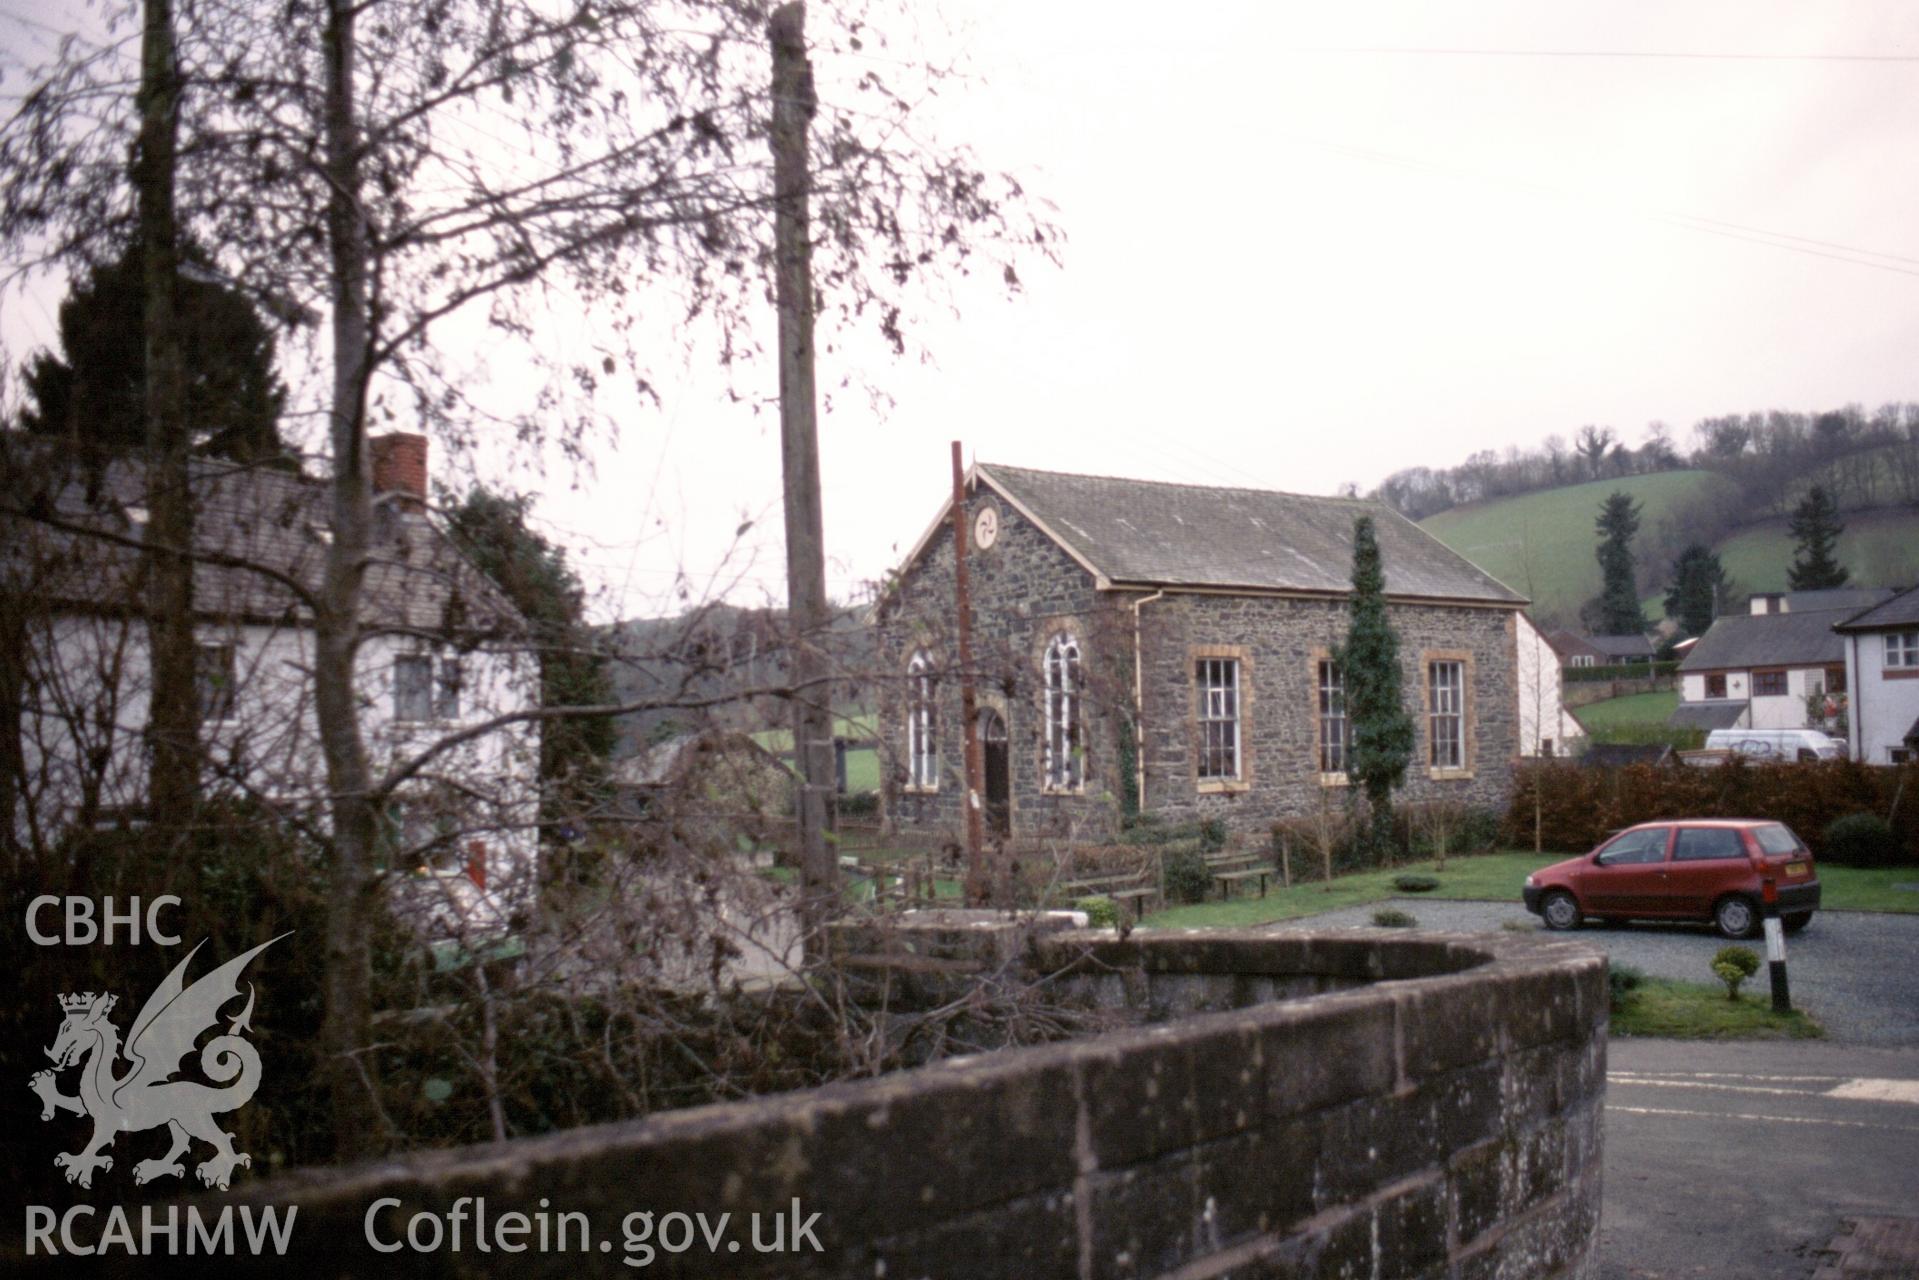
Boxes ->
[769,2,838,949]
[137,0,198,835]
[950,443,986,903]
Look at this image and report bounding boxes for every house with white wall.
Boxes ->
[1516,613,1584,757]
[1836,586,1919,764]
[4,434,542,907]
[1669,603,1877,735]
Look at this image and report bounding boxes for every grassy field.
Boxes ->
[1571,690,1677,732]
[1138,852,1919,929]
[1610,979,1823,1039]
[752,715,881,794]
[1419,471,1736,619]
[1714,508,1919,596]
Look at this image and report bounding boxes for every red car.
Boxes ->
[1522,819,1820,939]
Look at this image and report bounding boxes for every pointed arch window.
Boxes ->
[1044,632,1083,791]
[907,650,938,790]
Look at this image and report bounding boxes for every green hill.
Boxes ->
[1714,509,1919,595]
[1418,471,1738,621]
[1419,471,1919,625]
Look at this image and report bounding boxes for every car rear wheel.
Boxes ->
[1783,911,1812,933]
[1542,890,1583,931]
[1713,895,1758,939]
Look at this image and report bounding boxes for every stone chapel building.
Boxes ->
[875,464,1526,839]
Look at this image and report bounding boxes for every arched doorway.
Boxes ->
[980,709,1010,837]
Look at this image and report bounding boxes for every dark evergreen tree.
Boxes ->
[1663,544,1728,637]
[19,240,292,465]
[1787,484,1850,590]
[1340,515,1415,860]
[446,487,615,833]
[1594,491,1647,634]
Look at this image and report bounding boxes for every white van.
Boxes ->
[1703,728,1846,762]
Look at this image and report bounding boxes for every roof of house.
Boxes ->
[1668,700,1749,730]
[1581,633,1656,659]
[1,443,523,635]
[1833,584,1919,633]
[942,464,1525,604]
[1678,608,1852,673]
[1777,587,1895,614]
[1582,743,1674,768]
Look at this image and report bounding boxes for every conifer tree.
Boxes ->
[1341,515,1414,860]
[1663,544,1728,638]
[1594,491,1647,634]
[1787,485,1850,590]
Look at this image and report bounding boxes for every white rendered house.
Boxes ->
[4,434,541,911]
[1836,586,1919,764]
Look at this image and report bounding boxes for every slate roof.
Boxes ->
[1833,584,1919,633]
[1581,634,1656,660]
[1,443,522,636]
[1668,700,1749,731]
[974,464,1525,604]
[1678,608,1851,673]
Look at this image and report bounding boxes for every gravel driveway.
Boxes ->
[1256,900,1919,1045]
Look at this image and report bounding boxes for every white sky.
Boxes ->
[7,0,1919,622]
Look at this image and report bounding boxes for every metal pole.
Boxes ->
[950,442,987,904]
[1761,878,1791,1013]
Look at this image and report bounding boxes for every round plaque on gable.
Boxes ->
[973,503,1000,550]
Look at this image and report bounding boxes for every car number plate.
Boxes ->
[1784,861,1807,877]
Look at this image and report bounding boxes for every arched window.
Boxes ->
[1043,633,1083,790]
[907,651,938,789]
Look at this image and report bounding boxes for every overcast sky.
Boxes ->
[7,0,1919,622]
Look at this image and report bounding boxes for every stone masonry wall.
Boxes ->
[147,925,1606,1280]
[878,482,1523,840]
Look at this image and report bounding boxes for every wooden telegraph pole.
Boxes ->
[769,3,838,949]
[950,443,987,903]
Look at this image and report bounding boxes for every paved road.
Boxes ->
[1256,899,1919,1044]
[1599,1039,1919,1279]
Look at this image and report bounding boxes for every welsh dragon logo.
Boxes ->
[30,935,286,1191]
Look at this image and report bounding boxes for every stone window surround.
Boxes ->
[1310,646,1350,788]
[1039,627,1086,795]
[903,648,940,794]
[1421,648,1475,781]
[1191,642,1252,794]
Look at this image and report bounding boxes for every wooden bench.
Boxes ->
[1058,868,1157,920]
[1204,850,1274,898]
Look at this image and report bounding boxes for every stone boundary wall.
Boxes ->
[100,928,1605,1279]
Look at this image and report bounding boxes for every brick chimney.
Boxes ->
[370,432,428,514]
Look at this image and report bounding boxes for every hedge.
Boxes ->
[1504,757,1919,862]
[1563,659,1680,683]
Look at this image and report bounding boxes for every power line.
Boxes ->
[1285,46,1919,64]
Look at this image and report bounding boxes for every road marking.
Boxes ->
[1610,1104,1919,1134]
[1827,1078,1919,1105]
[1610,1071,1845,1083]
[1610,1075,1830,1098]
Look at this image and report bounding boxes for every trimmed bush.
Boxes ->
[1711,946,1761,1000]
[1371,908,1418,928]
[1393,874,1441,893]
[1163,847,1212,903]
[1821,812,1903,868]
[1608,963,1645,1012]
[1075,896,1120,929]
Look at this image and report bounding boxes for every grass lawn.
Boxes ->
[1611,978,1823,1039]
[1138,851,1919,928]
[1141,852,1558,929]
[1570,690,1676,732]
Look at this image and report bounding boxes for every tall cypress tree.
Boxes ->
[1594,491,1646,634]
[1787,484,1849,590]
[1341,515,1414,860]
[1663,544,1728,638]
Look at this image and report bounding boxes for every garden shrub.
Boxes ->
[1821,812,1902,868]
[1371,908,1418,928]
[1393,874,1440,893]
[1163,847,1212,903]
[1608,962,1644,1011]
[1075,896,1120,929]
[1199,818,1228,852]
[1711,946,1760,1000]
